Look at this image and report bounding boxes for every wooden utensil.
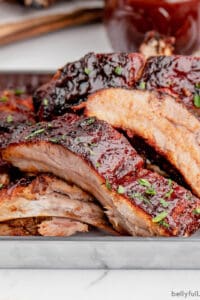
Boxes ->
[0,7,103,46]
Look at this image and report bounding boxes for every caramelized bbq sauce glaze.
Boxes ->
[34,53,200,121]
[105,0,200,55]
[34,52,145,120]
[0,90,36,185]
[4,114,200,236]
[138,56,200,118]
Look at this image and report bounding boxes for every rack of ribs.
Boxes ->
[2,113,200,237]
[33,52,200,197]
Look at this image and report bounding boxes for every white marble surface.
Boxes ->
[0,270,199,299]
[0,17,200,299]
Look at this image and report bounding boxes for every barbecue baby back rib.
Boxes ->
[33,52,145,120]
[2,113,200,237]
[84,88,200,199]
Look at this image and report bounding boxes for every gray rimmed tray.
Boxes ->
[0,71,200,270]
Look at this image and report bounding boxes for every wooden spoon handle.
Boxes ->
[0,7,103,46]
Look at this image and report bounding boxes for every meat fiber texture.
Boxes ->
[2,113,200,237]
[0,174,113,236]
[85,88,200,200]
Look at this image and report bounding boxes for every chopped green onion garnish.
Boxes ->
[84,68,91,75]
[152,211,168,223]
[49,137,59,143]
[25,128,45,140]
[96,162,101,168]
[138,178,151,187]
[114,66,122,76]
[87,117,95,125]
[160,198,169,208]
[14,89,25,96]
[165,189,173,198]
[146,187,156,196]
[61,135,67,140]
[131,193,144,201]
[0,183,3,189]
[0,96,8,102]
[43,98,49,106]
[105,179,112,191]
[117,185,125,194]
[139,81,146,90]
[6,115,13,123]
[160,220,170,228]
[194,94,200,108]
[194,208,200,214]
[195,83,200,89]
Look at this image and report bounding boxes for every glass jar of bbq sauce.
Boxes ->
[104,0,200,55]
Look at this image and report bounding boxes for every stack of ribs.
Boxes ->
[0,52,200,237]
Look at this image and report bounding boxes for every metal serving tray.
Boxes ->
[0,71,200,270]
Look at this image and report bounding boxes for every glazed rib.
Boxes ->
[33,52,145,120]
[138,56,200,118]
[2,113,200,236]
[85,88,200,199]
[33,53,200,122]
[0,174,112,234]
[0,89,36,186]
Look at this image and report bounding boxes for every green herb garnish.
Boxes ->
[117,185,125,194]
[105,179,112,191]
[43,98,49,106]
[159,220,170,228]
[152,211,168,223]
[6,115,13,123]
[193,208,200,214]
[194,94,200,108]
[131,193,151,205]
[114,66,122,76]
[0,183,3,190]
[96,162,101,168]
[25,128,45,140]
[164,179,173,198]
[84,68,91,75]
[165,189,173,198]
[146,187,156,196]
[139,81,146,90]
[14,89,25,96]
[138,178,151,187]
[0,96,8,102]
[131,192,144,201]
[49,137,59,143]
[61,135,67,140]
[195,83,200,89]
[87,117,95,125]
[160,198,169,208]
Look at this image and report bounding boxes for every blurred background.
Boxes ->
[0,0,199,70]
[0,0,110,70]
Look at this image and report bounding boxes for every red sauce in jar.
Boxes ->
[105,0,200,55]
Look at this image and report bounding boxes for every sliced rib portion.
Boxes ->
[33,52,145,120]
[0,174,112,234]
[2,113,200,236]
[0,217,88,237]
[85,88,200,198]
[138,56,200,118]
